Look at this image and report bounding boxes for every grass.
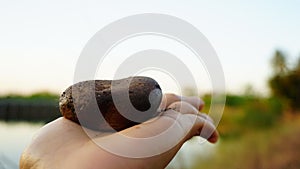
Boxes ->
[191,114,300,169]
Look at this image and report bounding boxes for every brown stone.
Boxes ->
[59,76,162,131]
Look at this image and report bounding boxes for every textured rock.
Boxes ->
[59,76,162,131]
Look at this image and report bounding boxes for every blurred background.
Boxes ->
[1,1,300,169]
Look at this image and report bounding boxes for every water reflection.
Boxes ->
[0,121,43,169]
[167,137,217,169]
[0,121,216,169]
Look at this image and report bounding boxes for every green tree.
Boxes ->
[296,57,300,70]
[271,50,288,75]
[269,51,300,111]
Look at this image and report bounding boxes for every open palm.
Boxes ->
[20,94,218,169]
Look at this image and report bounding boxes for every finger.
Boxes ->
[182,114,219,143]
[167,101,199,115]
[159,93,204,111]
[197,118,219,143]
[159,93,179,110]
[197,112,214,124]
[182,96,205,111]
[161,105,218,143]
[165,101,215,126]
[163,101,218,143]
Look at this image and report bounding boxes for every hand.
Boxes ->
[20,94,218,169]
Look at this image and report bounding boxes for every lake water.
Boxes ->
[0,121,43,169]
[0,121,217,169]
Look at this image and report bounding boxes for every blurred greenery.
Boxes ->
[187,49,300,169]
[0,92,59,101]
[202,94,283,139]
[192,115,300,169]
[0,92,60,123]
[193,90,299,169]
[269,50,300,111]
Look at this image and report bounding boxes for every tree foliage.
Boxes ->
[269,50,300,111]
[271,50,288,75]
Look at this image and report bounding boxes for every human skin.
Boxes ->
[20,94,218,169]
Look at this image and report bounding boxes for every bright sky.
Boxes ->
[1,0,300,95]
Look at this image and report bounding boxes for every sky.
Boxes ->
[1,0,300,95]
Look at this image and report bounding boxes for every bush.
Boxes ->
[240,98,282,128]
